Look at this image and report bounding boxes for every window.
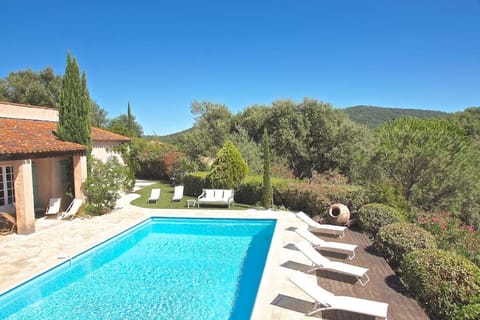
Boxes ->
[0,166,15,207]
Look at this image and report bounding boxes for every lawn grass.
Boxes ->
[130,181,252,210]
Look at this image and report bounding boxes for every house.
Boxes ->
[0,102,130,234]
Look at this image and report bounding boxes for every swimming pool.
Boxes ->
[0,217,276,319]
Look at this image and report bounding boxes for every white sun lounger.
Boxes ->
[295,226,358,259]
[295,211,347,238]
[59,199,83,220]
[171,186,184,202]
[290,272,388,318]
[148,188,161,203]
[295,241,370,286]
[45,197,62,216]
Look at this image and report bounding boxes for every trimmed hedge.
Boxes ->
[235,176,290,206]
[358,203,406,237]
[375,222,436,271]
[278,182,367,218]
[401,249,480,320]
[235,176,263,204]
[183,172,368,216]
[183,171,208,197]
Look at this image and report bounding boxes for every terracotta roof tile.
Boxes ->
[0,118,129,159]
[91,127,131,142]
[0,118,87,157]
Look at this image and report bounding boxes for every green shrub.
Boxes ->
[83,157,128,215]
[375,222,436,271]
[276,181,367,219]
[207,173,367,213]
[281,182,329,214]
[326,184,368,215]
[183,171,208,197]
[235,176,263,205]
[401,249,480,320]
[235,176,290,206]
[366,182,411,215]
[358,203,405,237]
[452,303,480,320]
[206,140,248,189]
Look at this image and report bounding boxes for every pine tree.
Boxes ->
[57,52,91,153]
[262,128,273,208]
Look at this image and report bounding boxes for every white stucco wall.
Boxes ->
[92,141,126,165]
[0,102,58,121]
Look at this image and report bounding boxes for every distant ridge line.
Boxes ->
[154,105,450,139]
[343,105,449,128]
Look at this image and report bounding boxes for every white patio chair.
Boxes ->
[295,211,347,237]
[59,199,83,220]
[289,272,388,318]
[295,241,370,286]
[295,226,357,259]
[45,197,62,216]
[148,188,161,203]
[171,186,184,202]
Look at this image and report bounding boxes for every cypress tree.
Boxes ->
[57,52,91,154]
[262,128,273,208]
[126,101,137,179]
[127,101,133,137]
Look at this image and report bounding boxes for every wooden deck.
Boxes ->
[281,228,430,320]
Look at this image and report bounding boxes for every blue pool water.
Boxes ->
[0,217,276,319]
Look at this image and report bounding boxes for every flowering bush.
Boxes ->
[163,151,195,184]
[83,157,128,215]
[135,140,173,179]
[418,211,480,267]
[164,151,184,177]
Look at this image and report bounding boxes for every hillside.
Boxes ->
[153,128,192,144]
[156,105,451,140]
[344,105,449,128]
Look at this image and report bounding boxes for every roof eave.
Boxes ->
[0,149,87,161]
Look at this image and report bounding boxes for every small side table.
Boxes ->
[187,199,197,208]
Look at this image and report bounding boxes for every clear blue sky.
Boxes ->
[1,0,479,135]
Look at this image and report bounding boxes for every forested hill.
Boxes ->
[151,128,192,144]
[344,105,449,128]
[158,105,451,140]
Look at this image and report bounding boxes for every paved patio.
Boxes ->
[0,187,429,319]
